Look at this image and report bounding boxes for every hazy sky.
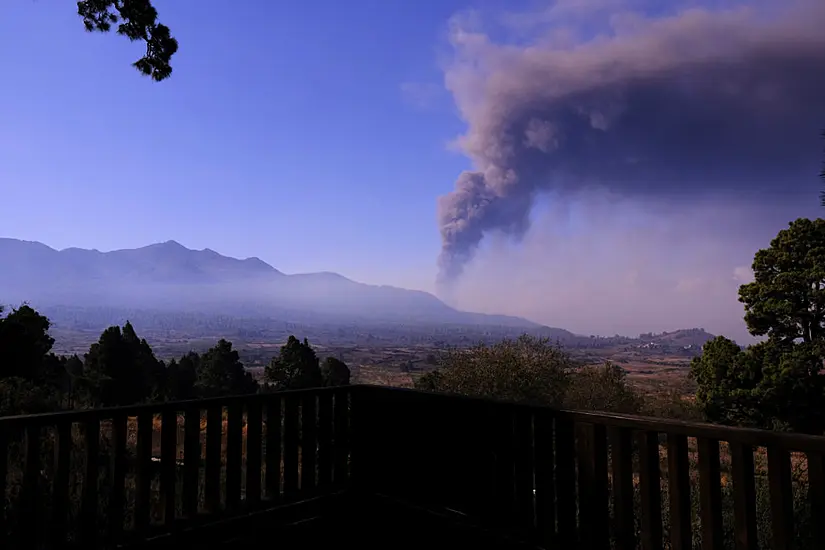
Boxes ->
[1,0,823,342]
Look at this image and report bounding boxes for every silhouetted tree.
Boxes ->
[691,218,825,433]
[739,218,825,345]
[0,304,55,380]
[62,354,85,409]
[0,302,267,413]
[196,339,257,397]
[164,352,199,401]
[0,304,72,413]
[0,377,58,416]
[77,0,177,81]
[321,357,350,387]
[82,321,164,406]
[265,336,323,390]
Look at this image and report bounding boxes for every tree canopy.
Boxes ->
[196,339,257,397]
[414,335,663,416]
[416,335,573,406]
[564,362,642,415]
[0,304,55,380]
[738,218,825,346]
[0,302,353,416]
[321,357,351,387]
[82,321,165,406]
[691,218,825,433]
[164,352,198,401]
[77,0,177,81]
[265,336,324,390]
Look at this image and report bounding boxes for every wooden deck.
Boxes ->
[1,384,825,549]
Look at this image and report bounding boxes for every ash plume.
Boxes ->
[437,1,825,282]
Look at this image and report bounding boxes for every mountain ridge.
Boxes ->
[0,238,549,330]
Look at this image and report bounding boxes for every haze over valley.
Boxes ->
[0,237,542,328]
[0,237,719,367]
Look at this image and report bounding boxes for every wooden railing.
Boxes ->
[0,387,352,548]
[4,384,825,549]
[356,385,825,550]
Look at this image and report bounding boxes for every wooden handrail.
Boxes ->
[2,384,825,549]
[0,385,344,427]
[361,384,825,454]
[0,386,354,548]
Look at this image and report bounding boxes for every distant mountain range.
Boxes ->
[0,238,553,329]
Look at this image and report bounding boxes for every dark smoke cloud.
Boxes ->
[437,1,825,282]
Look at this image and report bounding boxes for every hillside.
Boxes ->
[0,238,550,329]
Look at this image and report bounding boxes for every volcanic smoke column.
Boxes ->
[438,170,534,284]
[434,1,825,284]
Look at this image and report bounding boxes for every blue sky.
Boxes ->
[1,0,823,340]
[0,0,506,288]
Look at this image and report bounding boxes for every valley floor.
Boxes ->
[52,327,696,399]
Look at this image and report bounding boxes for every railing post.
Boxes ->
[513,407,536,537]
[768,447,794,550]
[730,442,757,550]
[555,415,577,548]
[332,388,350,487]
[108,414,128,543]
[638,431,663,550]
[808,452,825,550]
[182,405,201,518]
[0,427,6,548]
[492,404,516,529]
[301,392,318,492]
[667,434,692,550]
[317,390,334,488]
[246,400,263,506]
[51,422,71,548]
[349,385,370,493]
[225,401,243,511]
[161,407,178,524]
[533,410,556,549]
[611,427,636,550]
[204,406,222,515]
[265,395,283,502]
[135,412,153,534]
[698,437,723,550]
[576,423,609,550]
[282,394,300,499]
[23,424,43,549]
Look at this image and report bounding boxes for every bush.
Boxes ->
[0,377,59,416]
[565,362,642,414]
[419,335,573,407]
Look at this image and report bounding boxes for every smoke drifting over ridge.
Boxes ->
[437,0,825,282]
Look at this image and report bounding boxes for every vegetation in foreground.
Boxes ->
[0,308,350,417]
[417,217,825,436]
[0,307,353,542]
[408,217,825,549]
